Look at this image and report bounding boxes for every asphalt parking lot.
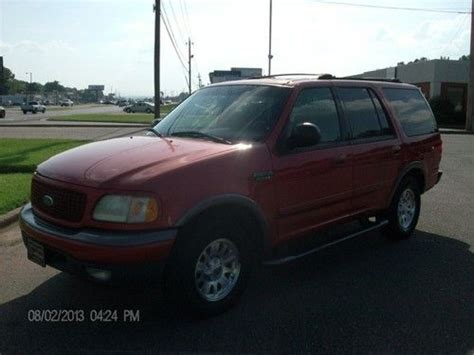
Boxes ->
[0,134,473,353]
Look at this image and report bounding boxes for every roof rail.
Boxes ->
[248,73,334,79]
[338,77,402,83]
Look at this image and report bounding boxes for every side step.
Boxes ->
[262,220,388,266]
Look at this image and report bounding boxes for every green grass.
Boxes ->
[0,139,88,214]
[0,138,86,174]
[49,104,178,124]
[0,174,33,215]
[50,113,154,124]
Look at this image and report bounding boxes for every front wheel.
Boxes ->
[164,216,255,317]
[146,108,152,113]
[22,110,27,114]
[385,176,421,240]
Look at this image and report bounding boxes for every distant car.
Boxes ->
[123,102,154,113]
[117,99,129,107]
[20,101,46,114]
[60,99,74,107]
[103,100,115,105]
[0,106,5,118]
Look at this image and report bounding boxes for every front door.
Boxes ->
[272,87,353,243]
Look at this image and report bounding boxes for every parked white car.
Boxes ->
[123,102,154,113]
[60,99,74,107]
[21,101,46,114]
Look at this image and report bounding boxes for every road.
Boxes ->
[0,135,473,353]
[1,104,124,123]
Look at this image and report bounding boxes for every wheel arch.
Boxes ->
[388,162,426,207]
[175,194,271,258]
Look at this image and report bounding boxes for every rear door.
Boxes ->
[272,86,353,242]
[382,88,442,190]
[336,86,402,213]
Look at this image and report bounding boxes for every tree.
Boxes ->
[459,54,471,61]
[26,82,43,94]
[44,80,65,93]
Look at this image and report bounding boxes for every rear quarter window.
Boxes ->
[383,88,437,136]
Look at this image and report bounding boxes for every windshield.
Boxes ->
[154,85,290,143]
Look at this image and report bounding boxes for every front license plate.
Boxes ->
[26,238,46,267]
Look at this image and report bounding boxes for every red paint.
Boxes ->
[20,78,442,268]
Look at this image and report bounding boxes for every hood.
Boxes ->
[37,136,237,188]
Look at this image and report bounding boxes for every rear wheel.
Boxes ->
[32,110,37,114]
[22,110,27,114]
[146,108,152,113]
[385,176,421,240]
[125,108,131,113]
[164,215,256,317]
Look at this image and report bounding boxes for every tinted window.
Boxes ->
[289,88,341,143]
[368,90,393,135]
[339,88,385,139]
[383,88,437,136]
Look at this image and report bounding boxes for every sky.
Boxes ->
[0,0,472,97]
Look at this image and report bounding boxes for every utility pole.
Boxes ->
[268,0,273,76]
[465,0,474,131]
[187,38,194,95]
[154,0,161,118]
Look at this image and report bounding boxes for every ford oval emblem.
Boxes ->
[42,195,54,207]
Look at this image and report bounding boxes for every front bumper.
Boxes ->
[19,203,177,281]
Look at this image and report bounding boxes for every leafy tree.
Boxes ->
[459,54,471,61]
[26,82,43,94]
[44,80,65,93]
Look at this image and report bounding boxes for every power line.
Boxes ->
[166,0,187,45]
[179,0,192,36]
[161,2,186,60]
[312,1,472,14]
[441,14,470,54]
[160,10,189,81]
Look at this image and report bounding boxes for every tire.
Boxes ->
[146,108,152,113]
[164,214,256,317]
[42,109,45,113]
[125,108,131,113]
[0,111,5,118]
[22,110,27,114]
[32,110,37,114]
[385,176,421,240]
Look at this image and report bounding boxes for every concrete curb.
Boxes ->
[0,206,22,229]
[0,123,148,128]
[439,129,474,135]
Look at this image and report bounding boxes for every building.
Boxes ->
[352,59,470,124]
[209,67,262,84]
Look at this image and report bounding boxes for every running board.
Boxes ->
[262,220,388,266]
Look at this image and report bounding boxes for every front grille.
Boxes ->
[31,179,87,223]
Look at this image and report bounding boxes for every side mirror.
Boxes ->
[151,118,161,126]
[287,122,321,149]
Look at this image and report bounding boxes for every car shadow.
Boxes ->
[1,230,473,353]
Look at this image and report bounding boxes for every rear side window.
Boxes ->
[383,88,437,136]
[338,87,390,140]
[289,88,341,143]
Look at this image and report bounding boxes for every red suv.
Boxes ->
[20,75,442,316]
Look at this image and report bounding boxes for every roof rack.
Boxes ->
[337,77,402,83]
[248,73,334,79]
[246,74,402,83]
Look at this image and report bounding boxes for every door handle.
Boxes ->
[392,145,401,154]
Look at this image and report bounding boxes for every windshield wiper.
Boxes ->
[170,131,232,144]
[146,127,164,138]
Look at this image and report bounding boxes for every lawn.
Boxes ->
[0,138,86,173]
[49,104,178,124]
[49,113,154,124]
[0,174,33,215]
[0,138,87,214]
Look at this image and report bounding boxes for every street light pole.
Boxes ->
[154,0,161,119]
[25,72,32,84]
[268,0,273,76]
[465,0,474,131]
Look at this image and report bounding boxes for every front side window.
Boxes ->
[383,88,437,136]
[288,87,341,143]
[156,85,290,143]
[338,87,387,140]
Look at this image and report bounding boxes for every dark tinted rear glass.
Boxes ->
[338,88,384,139]
[383,88,437,136]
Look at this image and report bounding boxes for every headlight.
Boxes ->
[93,195,159,223]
